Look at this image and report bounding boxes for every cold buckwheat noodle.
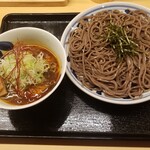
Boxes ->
[67,10,150,99]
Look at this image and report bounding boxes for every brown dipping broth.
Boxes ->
[1,44,60,105]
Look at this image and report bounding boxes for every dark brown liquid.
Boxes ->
[1,44,60,105]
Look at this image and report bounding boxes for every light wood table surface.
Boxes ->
[0,0,150,150]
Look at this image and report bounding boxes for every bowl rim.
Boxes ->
[0,27,67,110]
[61,2,150,105]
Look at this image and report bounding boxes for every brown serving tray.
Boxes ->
[0,13,150,140]
[0,0,69,7]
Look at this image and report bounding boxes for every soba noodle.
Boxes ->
[67,9,150,99]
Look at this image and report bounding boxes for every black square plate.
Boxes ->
[0,13,150,140]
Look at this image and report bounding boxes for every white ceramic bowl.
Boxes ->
[61,2,150,105]
[0,27,66,110]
